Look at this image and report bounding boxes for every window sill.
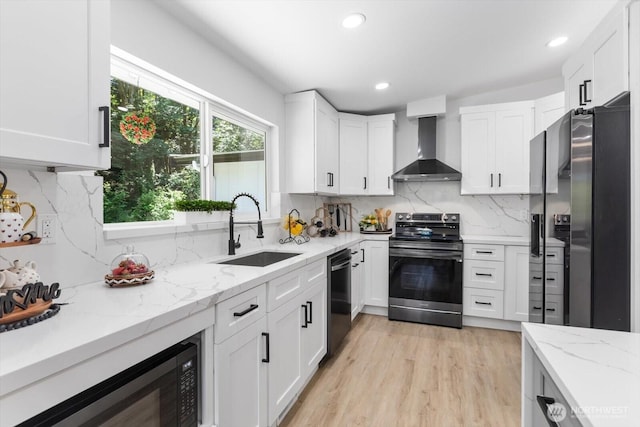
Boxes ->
[103,217,282,241]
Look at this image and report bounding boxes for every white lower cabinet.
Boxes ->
[215,315,268,427]
[349,243,363,319]
[362,240,389,308]
[267,296,303,426]
[504,245,530,321]
[215,258,328,426]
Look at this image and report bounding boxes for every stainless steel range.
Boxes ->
[388,213,463,328]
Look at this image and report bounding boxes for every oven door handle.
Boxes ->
[390,248,462,261]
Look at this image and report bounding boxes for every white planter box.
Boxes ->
[173,211,227,224]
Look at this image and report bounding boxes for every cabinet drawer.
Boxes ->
[216,283,267,344]
[463,288,504,319]
[464,260,504,290]
[305,259,326,284]
[544,294,564,325]
[464,244,504,262]
[268,269,304,312]
[545,247,564,265]
[530,265,564,295]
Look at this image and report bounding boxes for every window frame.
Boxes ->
[104,47,274,237]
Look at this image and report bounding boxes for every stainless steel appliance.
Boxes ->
[389,213,463,328]
[529,92,630,331]
[21,338,199,426]
[326,249,352,357]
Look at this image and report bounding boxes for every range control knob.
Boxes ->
[562,216,569,223]
[406,214,411,220]
[442,214,448,221]
[398,214,404,220]
[451,215,457,221]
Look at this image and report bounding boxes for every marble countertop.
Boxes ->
[0,233,362,399]
[522,323,640,426]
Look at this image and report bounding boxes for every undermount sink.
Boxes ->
[216,251,302,267]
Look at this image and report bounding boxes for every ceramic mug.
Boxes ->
[0,212,24,243]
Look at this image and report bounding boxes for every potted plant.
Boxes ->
[173,199,235,224]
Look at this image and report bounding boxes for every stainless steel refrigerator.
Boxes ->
[529,92,630,332]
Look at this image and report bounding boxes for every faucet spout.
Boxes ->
[228,193,263,255]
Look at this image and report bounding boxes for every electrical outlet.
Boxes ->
[38,214,57,244]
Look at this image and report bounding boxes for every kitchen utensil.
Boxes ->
[0,170,6,198]
[336,206,341,227]
[0,188,37,230]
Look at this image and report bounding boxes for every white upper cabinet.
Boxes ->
[563,4,629,110]
[285,91,339,195]
[534,92,565,135]
[0,0,111,170]
[460,101,534,195]
[338,113,395,196]
[339,114,368,195]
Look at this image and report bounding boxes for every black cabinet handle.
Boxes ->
[583,79,592,103]
[301,304,308,328]
[546,308,556,312]
[476,251,494,255]
[307,300,313,324]
[327,172,331,187]
[533,276,542,280]
[233,304,259,317]
[351,250,358,255]
[546,278,556,282]
[475,301,492,306]
[490,173,494,187]
[546,254,557,258]
[363,177,367,190]
[475,272,493,277]
[536,395,560,427]
[262,332,270,363]
[387,176,391,189]
[99,106,110,148]
[579,83,586,106]
[498,173,502,187]
[533,306,543,310]
[361,248,365,263]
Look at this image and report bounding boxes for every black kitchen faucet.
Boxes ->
[228,193,263,255]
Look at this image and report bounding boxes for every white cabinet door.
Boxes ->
[362,240,389,307]
[267,297,303,425]
[315,95,339,194]
[591,6,628,106]
[367,118,395,195]
[494,107,533,194]
[504,245,530,322]
[285,90,338,195]
[349,243,362,319]
[460,112,495,194]
[0,0,110,170]
[534,92,566,135]
[215,316,268,427]
[564,59,592,110]
[300,279,327,381]
[339,115,368,195]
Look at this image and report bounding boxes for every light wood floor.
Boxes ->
[281,314,521,427]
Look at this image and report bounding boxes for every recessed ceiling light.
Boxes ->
[375,82,390,90]
[342,13,366,29]
[547,36,568,47]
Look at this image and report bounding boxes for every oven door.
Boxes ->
[389,248,463,305]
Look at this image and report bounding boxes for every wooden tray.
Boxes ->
[0,238,42,248]
[0,298,52,325]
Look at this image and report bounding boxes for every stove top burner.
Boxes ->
[393,212,461,243]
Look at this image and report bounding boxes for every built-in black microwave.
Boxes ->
[20,338,199,427]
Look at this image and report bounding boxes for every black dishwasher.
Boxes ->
[326,249,352,358]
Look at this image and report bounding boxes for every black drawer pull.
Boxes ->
[233,304,259,317]
[498,173,502,187]
[546,254,556,257]
[475,301,492,306]
[476,251,494,255]
[475,272,493,277]
[301,304,308,328]
[262,332,270,363]
[533,306,542,310]
[536,395,560,427]
[546,278,556,282]
[363,177,367,190]
[307,301,313,324]
[546,308,556,312]
[533,276,542,280]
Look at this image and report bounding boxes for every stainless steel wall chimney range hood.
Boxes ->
[391,116,462,182]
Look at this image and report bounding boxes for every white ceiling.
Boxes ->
[158,0,618,114]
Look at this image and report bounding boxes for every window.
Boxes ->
[100,53,269,224]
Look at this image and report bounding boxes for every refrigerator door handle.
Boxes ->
[530,214,540,257]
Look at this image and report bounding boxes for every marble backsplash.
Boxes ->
[0,167,527,288]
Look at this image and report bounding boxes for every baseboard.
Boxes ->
[463,316,522,332]
[360,305,388,317]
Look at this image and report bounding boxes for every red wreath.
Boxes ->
[119,113,156,145]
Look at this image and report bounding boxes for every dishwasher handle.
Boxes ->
[331,259,352,271]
